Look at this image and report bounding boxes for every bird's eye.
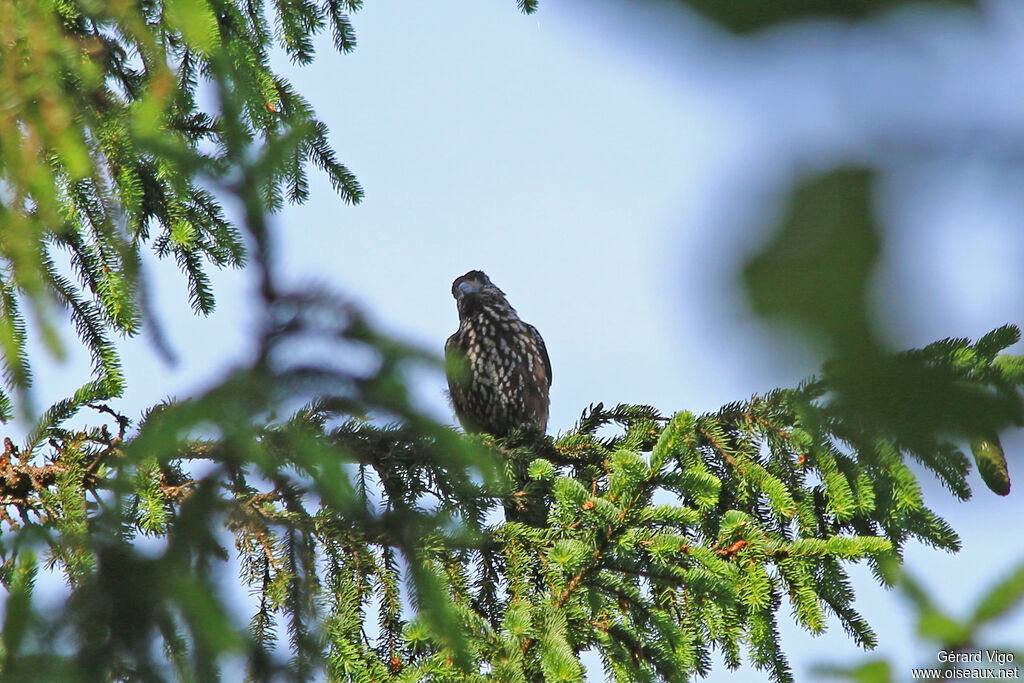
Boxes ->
[458,280,481,296]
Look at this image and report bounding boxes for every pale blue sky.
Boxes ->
[29,0,1024,679]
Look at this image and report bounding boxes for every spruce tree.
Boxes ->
[0,1,1019,682]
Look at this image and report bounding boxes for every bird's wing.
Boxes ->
[528,323,551,388]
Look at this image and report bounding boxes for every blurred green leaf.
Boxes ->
[821,557,1024,680]
[971,559,1024,627]
[746,169,1021,475]
[743,167,879,357]
[0,552,37,669]
[813,658,893,683]
[164,0,220,53]
[671,0,979,34]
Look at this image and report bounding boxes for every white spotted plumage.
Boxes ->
[445,271,551,436]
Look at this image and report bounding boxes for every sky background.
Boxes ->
[26,0,1024,679]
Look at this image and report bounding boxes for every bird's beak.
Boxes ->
[457,280,480,298]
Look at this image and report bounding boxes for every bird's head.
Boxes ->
[452,270,509,314]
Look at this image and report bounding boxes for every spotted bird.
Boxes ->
[445,270,551,436]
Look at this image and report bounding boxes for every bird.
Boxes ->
[445,270,551,436]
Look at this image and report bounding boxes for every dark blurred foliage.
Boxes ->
[0,0,1020,681]
[744,169,881,359]
[744,169,1019,494]
[670,0,977,33]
